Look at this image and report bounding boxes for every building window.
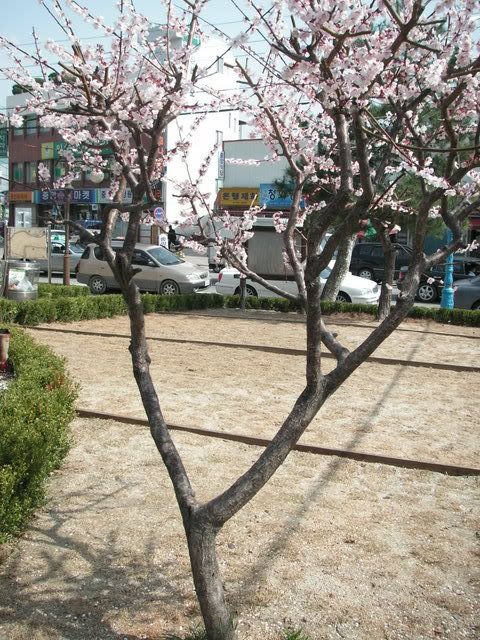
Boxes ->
[12,124,24,137]
[54,160,67,180]
[25,115,37,136]
[216,130,223,145]
[216,58,224,73]
[25,161,37,184]
[12,162,24,184]
[39,118,51,134]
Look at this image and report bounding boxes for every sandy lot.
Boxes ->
[0,418,478,640]
[26,313,480,467]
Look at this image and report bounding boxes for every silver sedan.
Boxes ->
[36,242,84,275]
[454,276,480,310]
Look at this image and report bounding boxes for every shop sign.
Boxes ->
[8,191,33,203]
[218,151,225,179]
[0,128,8,158]
[72,189,96,203]
[34,189,96,204]
[96,187,133,204]
[40,142,55,160]
[41,140,113,160]
[218,187,259,208]
[259,184,294,209]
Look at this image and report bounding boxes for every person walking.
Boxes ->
[168,225,178,251]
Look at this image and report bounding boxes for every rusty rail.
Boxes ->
[76,408,480,477]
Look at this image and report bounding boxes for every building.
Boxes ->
[6,30,239,239]
[219,139,291,216]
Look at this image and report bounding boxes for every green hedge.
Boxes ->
[224,295,480,326]
[0,328,77,541]
[0,293,225,326]
[0,290,478,327]
[38,283,90,298]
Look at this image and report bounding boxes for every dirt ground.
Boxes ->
[0,418,478,640]
[26,312,480,466]
[1,311,478,639]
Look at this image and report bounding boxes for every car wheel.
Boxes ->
[336,291,352,303]
[89,275,107,295]
[160,279,180,295]
[234,284,258,297]
[416,283,438,303]
[472,301,480,310]
[358,268,374,280]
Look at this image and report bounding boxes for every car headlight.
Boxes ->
[186,273,202,281]
[360,287,375,295]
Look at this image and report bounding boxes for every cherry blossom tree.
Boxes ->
[1,1,479,638]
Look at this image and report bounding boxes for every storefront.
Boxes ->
[8,191,35,227]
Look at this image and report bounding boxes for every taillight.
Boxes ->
[217,272,223,282]
[398,271,404,282]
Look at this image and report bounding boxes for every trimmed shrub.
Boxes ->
[0,290,478,326]
[0,328,77,541]
[38,283,90,298]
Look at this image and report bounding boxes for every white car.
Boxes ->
[216,265,380,304]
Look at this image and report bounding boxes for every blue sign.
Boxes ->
[72,189,96,203]
[259,183,304,210]
[34,189,96,204]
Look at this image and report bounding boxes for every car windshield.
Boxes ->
[146,246,183,265]
[70,243,84,254]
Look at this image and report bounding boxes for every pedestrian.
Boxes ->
[168,225,178,251]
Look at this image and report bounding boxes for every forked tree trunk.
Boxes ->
[377,234,396,321]
[321,232,356,301]
[186,524,235,640]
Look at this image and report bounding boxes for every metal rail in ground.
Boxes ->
[171,310,480,340]
[76,408,480,477]
[28,325,480,374]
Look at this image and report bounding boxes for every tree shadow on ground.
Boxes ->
[0,480,192,640]
[233,326,429,602]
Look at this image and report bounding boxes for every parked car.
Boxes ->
[349,242,412,281]
[216,266,380,304]
[398,256,480,303]
[453,276,480,310]
[36,241,84,275]
[76,242,210,294]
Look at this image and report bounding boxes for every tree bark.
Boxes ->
[321,232,356,301]
[239,276,246,311]
[187,523,235,640]
[376,233,396,321]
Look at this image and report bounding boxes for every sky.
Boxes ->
[0,0,258,111]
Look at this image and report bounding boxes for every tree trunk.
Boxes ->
[239,276,246,311]
[187,524,235,640]
[376,234,396,321]
[321,232,356,301]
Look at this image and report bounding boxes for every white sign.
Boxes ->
[7,226,48,260]
[158,233,168,249]
[218,151,225,179]
[96,188,133,204]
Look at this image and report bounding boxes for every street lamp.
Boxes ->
[89,169,105,184]
[63,189,72,285]
[440,227,454,309]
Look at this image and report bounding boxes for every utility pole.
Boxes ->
[63,195,70,285]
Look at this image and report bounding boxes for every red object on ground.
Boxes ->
[0,330,10,372]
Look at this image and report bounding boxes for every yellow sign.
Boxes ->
[41,142,55,159]
[9,191,33,202]
[218,188,259,208]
